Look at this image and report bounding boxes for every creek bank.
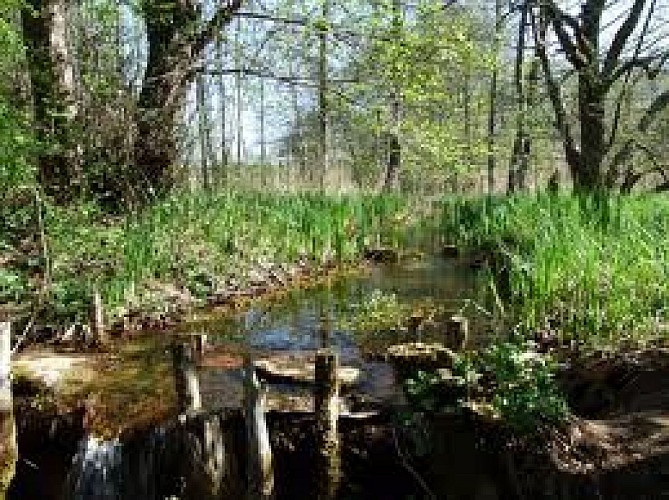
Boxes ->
[412,348,669,499]
[14,335,669,498]
[105,258,365,337]
[14,255,378,351]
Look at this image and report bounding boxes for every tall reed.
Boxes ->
[438,193,669,348]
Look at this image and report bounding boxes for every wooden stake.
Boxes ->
[90,288,107,345]
[314,349,341,499]
[192,334,207,361]
[171,342,202,414]
[0,321,16,493]
[244,354,274,499]
[0,323,10,410]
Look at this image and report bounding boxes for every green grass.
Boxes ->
[5,186,667,352]
[438,193,669,349]
[6,190,428,323]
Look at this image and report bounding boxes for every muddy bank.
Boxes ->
[475,349,669,499]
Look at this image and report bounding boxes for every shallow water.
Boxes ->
[7,257,502,499]
[179,256,496,412]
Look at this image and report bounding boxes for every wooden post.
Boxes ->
[192,334,207,361]
[314,349,340,499]
[0,323,10,397]
[244,354,274,499]
[445,315,469,350]
[0,321,16,493]
[90,288,107,345]
[171,342,202,414]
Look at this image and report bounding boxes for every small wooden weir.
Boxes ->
[62,333,349,499]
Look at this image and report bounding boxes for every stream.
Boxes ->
[7,256,509,499]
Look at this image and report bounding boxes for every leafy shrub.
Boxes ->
[478,342,567,431]
[405,341,567,433]
[0,268,26,303]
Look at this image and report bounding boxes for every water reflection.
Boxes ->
[182,258,495,414]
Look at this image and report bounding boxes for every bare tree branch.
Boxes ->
[193,0,243,57]
[541,2,585,69]
[606,0,657,153]
[531,6,579,164]
[603,0,648,78]
[609,90,669,186]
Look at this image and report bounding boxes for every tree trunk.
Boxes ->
[22,0,81,203]
[133,1,241,201]
[217,33,228,188]
[575,75,606,192]
[380,102,401,193]
[509,3,529,194]
[133,13,190,200]
[379,0,402,193]
[235,14,243,168]
[487,0,503,195]
[197,73,210,190]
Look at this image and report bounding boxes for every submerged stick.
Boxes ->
[244,354,274,499]
[314,349,341,499]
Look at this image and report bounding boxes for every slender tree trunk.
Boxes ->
[236,14,243,168]
[318,0,330,192]
[460,69,472,194]
[197,74,210,190]
[260,78,266,167]
[217,34,228,188]
[487,0,502,195]
[379,0,402,193]
[381,101,401,193]
[509,4,531,193]
[260,77,267,189]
